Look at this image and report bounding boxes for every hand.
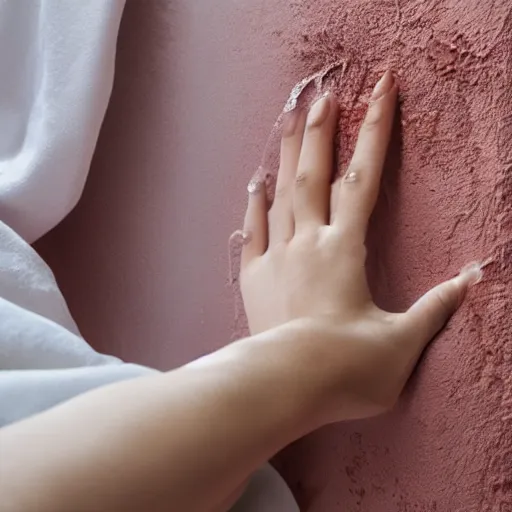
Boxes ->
[240,71,481,420]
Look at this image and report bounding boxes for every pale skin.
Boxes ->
[0,71,481,512]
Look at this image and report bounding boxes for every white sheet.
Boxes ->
[0,0,157,427]
[0,0,124,244]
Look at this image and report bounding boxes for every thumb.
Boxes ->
[398,263,482,348]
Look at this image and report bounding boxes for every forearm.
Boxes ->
[0,321,335,512]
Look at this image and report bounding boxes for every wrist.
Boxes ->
[234,319,342,431]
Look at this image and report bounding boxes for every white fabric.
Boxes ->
[0,0,156,428]
[0,0,124,244]
[0,1,298,511]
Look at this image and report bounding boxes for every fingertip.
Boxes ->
[282,108,305,138]
[306,93,331,128]
[333,73,397,232]
[400,277,461,346]
[457,262,484,288]
[294,91,339,228]
[394,264,483,364]
[370,70,395,101]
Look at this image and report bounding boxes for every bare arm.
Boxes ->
[0,71,481,512]
[1,322,342,512]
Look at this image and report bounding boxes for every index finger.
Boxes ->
[334,71,398,236]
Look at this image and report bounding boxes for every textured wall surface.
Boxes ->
[37,0,512,510]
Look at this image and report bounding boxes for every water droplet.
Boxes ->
[344,171,357,183]
[247,179,263,195]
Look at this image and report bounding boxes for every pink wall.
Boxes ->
[37,0,512,510]
[37,0,297,367]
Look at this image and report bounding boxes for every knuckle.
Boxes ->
[295,171,310,188]
[343,163,366,183]
[274,185,289,199]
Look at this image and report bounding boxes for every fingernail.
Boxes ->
[456,262,483,307]
[283,109,301,137]
[371,70,394,101]
[458,261,483,287]
[307,92,331,127]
